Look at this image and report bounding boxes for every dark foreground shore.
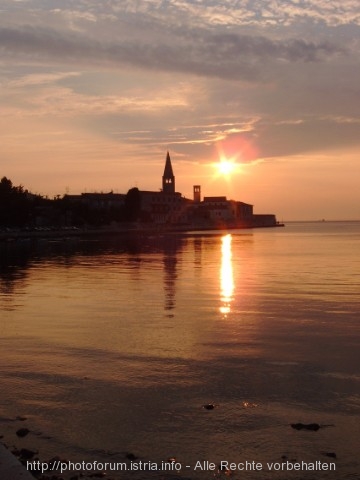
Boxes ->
[0,442,35,480]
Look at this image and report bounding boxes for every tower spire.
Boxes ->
[162,151,175,194]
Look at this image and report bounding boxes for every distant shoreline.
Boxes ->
[0,223,285,242]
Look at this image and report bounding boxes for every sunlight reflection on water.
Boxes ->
[220,234,234,316]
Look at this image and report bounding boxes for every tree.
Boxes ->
[0,177,30,226]
[0,176,13,195]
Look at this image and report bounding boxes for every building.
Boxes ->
[138,152,190,224]
[64,192,125,210]
[162,151,175,194]
[187,195,254,228]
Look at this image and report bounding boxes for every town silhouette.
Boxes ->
[0,152,281,236]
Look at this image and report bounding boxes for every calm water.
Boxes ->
[0,222,359,479]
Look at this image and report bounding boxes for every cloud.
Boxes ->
[0,25,344,82]
[50,8,98,32]
[0,82,192,118]
[254,116,360,158]
[51,0,359,28]
[7,71,80,87]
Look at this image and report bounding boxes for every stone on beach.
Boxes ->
[16,428,30,438]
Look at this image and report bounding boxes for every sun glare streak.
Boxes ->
[220,234,234,316]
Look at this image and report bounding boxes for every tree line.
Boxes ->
[0,177,142,228]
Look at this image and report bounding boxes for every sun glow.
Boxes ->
[215,157,238,177]
[212,133,259,180]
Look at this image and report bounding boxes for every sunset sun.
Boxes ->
[216,157,237,176]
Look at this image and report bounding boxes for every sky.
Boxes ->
[0,0,359,220]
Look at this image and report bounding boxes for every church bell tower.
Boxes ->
[162,151,175,194]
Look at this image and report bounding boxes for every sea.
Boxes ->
[0,221,359,480]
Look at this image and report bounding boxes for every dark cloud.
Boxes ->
[205,32,342,62]
[255,117,360,158]
[0,25,344,81]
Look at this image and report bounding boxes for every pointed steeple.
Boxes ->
[162,151,175,194]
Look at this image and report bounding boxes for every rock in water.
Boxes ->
[19,448,37,460]
[202,404,218,410]
[291,423,320,431]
